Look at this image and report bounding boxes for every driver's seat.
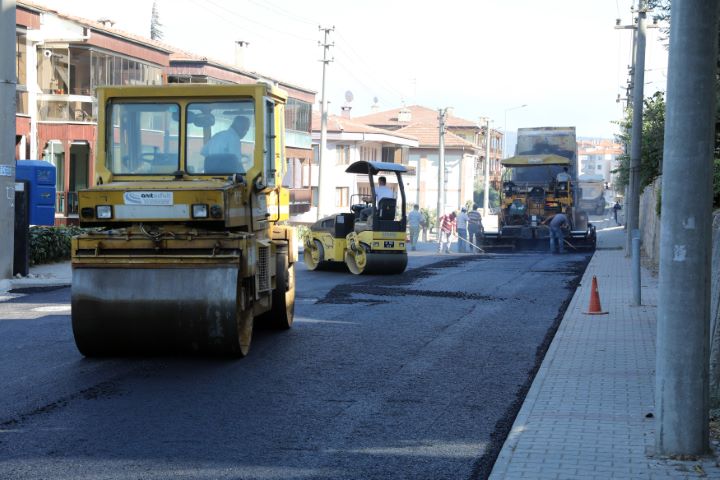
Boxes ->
[204,153,242,174]
[377,198,396,221]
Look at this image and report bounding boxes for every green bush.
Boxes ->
[29,225,86,265]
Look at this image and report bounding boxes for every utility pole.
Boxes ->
[317,26,334,220]
[656,0,719,456]
[483,117,492,217]
[627,1,647,255]
[436,108,447,227]
[0,0,16,281]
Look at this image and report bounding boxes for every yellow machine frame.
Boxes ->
[71,84,296,357]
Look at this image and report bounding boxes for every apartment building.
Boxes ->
[355,106,502,213]
[577,137,624,187]
[14,1,315,224]
[303,112,418,223]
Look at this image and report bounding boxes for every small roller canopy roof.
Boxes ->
[345,161,408,174]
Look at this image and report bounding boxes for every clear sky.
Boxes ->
[34,0,669,139]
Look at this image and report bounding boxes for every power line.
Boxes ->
[335,31,406,100]
[244,0,316,26]
[204,0,316,42]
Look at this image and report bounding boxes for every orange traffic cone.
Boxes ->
[584,275,608,315]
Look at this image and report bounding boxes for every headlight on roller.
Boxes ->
[96,205,113,219]
[192,204,208,218]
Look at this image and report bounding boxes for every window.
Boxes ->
[106,102,180,175]
[311,144,319,165]
[311,187,319,207]
[43,140,65,212]
[382,146,395,163]
[15,31,27,115]
[336,187,349,207]
[360,146,377,162]
[186,101,255,175]
[336,145,350,165]
[38,46,68,94]
[265,99,276,187]
[69,47,91,95]
[285,98,311,133]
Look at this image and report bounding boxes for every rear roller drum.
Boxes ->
[258,252,295,330]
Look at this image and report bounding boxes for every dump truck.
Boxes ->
[71,83,296,357]
[577,173,607,215]
[304,161,408,274]
[485,127,596,250]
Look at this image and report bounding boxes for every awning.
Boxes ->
[501,154,571,166]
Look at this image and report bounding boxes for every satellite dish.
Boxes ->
[373,96,379,104]
[345,90,354,103]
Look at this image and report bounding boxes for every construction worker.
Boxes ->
[437,211,456,254]
[467,204,484,253]
[407,204,422,251]
[543,210,569,254]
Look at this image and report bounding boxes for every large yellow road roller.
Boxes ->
[71,83,296,357]
[304,161,408,274]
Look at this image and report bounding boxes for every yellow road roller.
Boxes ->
[304,161,408,274]
[71,83,296,357]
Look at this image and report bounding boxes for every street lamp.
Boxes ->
[503,104,527,158]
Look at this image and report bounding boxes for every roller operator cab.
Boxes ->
[71,84,296,357]
[304,161,408,274]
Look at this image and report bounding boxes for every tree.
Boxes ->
[150,1,163,41]
[613,91,666,194]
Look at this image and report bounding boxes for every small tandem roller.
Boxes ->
[304,161,408,275]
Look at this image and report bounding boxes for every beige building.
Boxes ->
[577,138,624,188]
[306,113,418,223]
[354,106,503,213]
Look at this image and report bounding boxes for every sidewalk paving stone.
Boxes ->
[489,217,720,479]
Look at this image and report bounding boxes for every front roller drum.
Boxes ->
[344,247,407,275]
[303,239,325,271]
[71,266,253,357]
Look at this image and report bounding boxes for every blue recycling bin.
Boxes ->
[15,160,56,226]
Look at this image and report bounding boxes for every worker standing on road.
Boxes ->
[407,204,422,251]
[543,210,569,254]
[437,211,456,254]
[456,207,469,253]
[467,204,484,253]
[612,201,622,225]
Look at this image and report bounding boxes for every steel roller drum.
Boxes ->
[71,266,251,356]
[345,251,407,275]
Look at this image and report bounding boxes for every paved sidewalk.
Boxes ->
[489,217,720,479]
[0,260,72,295]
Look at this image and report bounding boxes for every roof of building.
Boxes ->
[354,105,480,129]
[395,123,476,149]
[311,112,418,142]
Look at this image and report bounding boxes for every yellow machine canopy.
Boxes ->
[501,154,571,167]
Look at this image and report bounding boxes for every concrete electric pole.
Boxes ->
[0,0,16,281]
[627,1,647,256]
[317,26,334,220]
[655,0,719,457]
[436,108,447,226]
